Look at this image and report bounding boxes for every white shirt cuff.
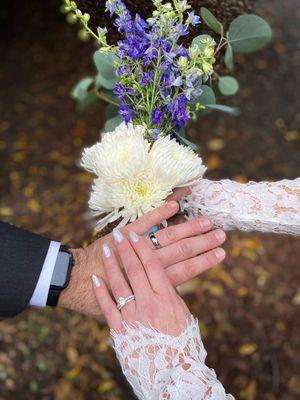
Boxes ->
[29,241,61,307]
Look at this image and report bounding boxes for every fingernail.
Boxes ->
[215,229,226,241]
[215,248,226,260]
[92,274,101,287]
[200,218,211,228]
[102,244,111,258]
[129,231,139,243]
[113,228,123,243]
[167,201,178,211]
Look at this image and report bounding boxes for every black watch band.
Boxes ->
[46,245,74,307]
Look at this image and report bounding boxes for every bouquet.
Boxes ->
[63,0,272,231]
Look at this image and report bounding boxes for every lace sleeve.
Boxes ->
[182,178,300,235]
[111,316,234,400]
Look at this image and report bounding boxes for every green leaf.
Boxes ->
[78,91,98,111]
[93,50,117,80]
[102,89,119,105]
[176,134,198,150]
[200,7,223,35]
[228,15,272,53]
[225,42,234,70]
[197,85,216,105]
[95,73,118,90]
[104,115,123,132]
[192,85,216,117]
[192,34,214,51]
[218,76,239,96]
[71,77,93,101]
[206,104,240,116]
[105,104,119,120]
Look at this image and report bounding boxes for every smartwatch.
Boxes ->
[46,245,74,307]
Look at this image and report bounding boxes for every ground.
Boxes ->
[0,0,299,399]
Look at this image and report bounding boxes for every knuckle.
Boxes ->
[178,240,191,258]
[145,259,160,272]
[164,227,177,243]
[183,260,196,280]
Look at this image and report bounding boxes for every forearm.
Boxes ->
[184,178,300,234]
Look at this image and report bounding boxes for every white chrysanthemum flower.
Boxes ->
[81,123,206,231]
[148,136,207,187]
[81,122,150,181]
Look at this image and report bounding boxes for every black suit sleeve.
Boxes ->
[0,222,51,318]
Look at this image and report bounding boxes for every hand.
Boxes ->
[59,201,226,319]
[92,227,190,335]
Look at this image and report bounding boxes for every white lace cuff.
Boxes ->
[183,178,300,235]
[111,316,234,400]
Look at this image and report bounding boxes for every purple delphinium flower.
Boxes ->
[119,104,135,123]
[139,71,154,87]
[152,108,165,124]
[188,11,201,26]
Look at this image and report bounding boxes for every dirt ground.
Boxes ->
[0,0,299,399]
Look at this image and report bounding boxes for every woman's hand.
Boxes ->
[92,227,191,334]
[60,201,226,319]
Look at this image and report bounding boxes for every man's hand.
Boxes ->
[59,201,226,319]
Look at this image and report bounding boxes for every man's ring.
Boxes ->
[116,295,135,311]
[149,232,162,249]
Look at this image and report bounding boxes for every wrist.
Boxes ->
[58,248,85,310]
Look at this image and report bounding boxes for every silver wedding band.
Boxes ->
[149,232,162,249]
[116,295,135,311]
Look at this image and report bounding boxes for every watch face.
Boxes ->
[51,252,71,287]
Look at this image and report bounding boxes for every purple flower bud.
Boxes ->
[188,11,201,26]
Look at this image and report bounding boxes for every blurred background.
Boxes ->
[0,0,299,399]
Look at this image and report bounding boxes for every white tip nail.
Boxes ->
[92,274,101,287]
[113,228,123,243]
[102,244,111,258]
[129,230,139,243]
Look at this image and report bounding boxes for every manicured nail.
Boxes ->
[215,248,226,260]
[129,230,139,243]
[200,218,211,228]
[92,274,101,287]
[102,244,111,258]
[215,229,226,241]
[167,201,178,211]
[113,228,123,243]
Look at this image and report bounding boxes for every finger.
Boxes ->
[124,201,179,235]
[92,274,123,331]
[156,229,226,267]
[153,216,213,248]
[166,247,226,287]
[166,187,191,202]
[101,243,134,305]
[129,230,174,295]
[112,228,152,298]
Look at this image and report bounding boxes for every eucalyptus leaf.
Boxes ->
[225,42,234,70]
[206,104,240,116]
[105,104,119,120]
[192,34,214,51]
[228,15,272,53]
[176,134,198,150]
[218,76,239,96]
[102,89,119,105]
[71,77,93,101]
[95,73,119,90]
[93,50,118,80]
[78,91,98,111]
[196,85,216,105]
[200,7,223,35]
[104,115,123,132]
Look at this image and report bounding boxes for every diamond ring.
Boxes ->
[116,295,135,311]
